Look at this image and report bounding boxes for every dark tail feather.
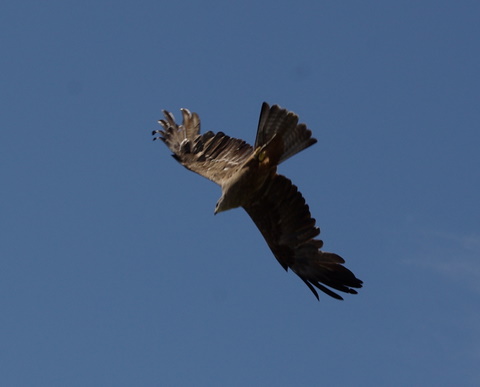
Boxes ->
[255,102,317,164]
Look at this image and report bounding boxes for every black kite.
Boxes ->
[153,102,362,300]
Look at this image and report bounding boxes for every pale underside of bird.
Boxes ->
[153,102,362,300]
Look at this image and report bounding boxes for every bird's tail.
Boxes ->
[254,102,317,165]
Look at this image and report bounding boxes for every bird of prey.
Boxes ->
[152,102,362,300]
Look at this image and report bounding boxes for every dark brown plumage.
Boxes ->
[153,102,362,300]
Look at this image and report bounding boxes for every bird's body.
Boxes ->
[153,102,362,300]
[215,146,276,213]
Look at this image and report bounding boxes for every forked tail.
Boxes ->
[255,102,317,165]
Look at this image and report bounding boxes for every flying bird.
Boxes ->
[153,102,362,300]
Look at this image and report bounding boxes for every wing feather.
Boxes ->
[154,108,253,185]
[243,174,363,300]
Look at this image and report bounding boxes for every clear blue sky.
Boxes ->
[2,1,479,385]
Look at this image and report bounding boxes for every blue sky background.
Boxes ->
[2,1,479,385]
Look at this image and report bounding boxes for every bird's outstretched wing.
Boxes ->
[153,108,253,185]
[243,174,363,300]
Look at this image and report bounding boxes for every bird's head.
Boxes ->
[214,197,226,215]
[214,194,233,215]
